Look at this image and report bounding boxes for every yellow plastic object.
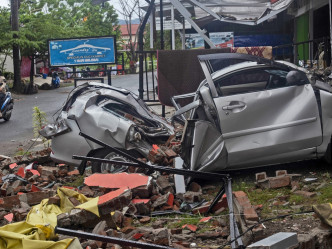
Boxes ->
[0,187,102,249]
[0,221,81,249]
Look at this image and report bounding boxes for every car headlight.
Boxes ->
[127,125,141,142]
[39,119,70,139]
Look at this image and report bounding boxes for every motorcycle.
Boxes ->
[0,84,14,121]
[51,71,60,88]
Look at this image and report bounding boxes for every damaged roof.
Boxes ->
[145,0,294,26]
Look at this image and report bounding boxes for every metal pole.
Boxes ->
[171,5,175,50]
[329,0,332,66]
[150,9,154,49]
[11,0,21,92]
[55,227,172,249]
[139,0,155,99]
[107,69,111,86]
[160,0,164,50]
[182,17,186,50]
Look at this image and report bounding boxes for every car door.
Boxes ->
[212,66,323,168]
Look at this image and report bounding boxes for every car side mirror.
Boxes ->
[286,70,309,86]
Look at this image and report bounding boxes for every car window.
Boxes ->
[214,68,290,96]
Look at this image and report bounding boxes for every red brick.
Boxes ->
[19,191,50,205]
[276,170,287,176]
[16,167,25,178]
[233,191,247,198]
[4,213,14,222]
[0,195,20,210]
[182,224,197,232]
[67,169,79,176]
[243,207,259,221]
[269,175,291,189]
[164,149,177,158]
[192,197,228,214]
[255,172,267,181]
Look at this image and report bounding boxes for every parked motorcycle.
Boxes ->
[51,71,60,88]
[0,83,14,121]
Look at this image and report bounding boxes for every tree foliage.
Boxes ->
[0,0,120,91]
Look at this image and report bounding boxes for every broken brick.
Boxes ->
[164,149,177,158]
[133,233,144,240]
[4,213,13,222]
[98,188,132,216]
[243,207,259,221]
[294,190,317,198]
[188,182,202,192]
[69,197,81,206]
[156,176,173,194]
[152,192,174,209]
[16,167,25,178]
[276,170,287,176]
[67,169,79,176]
[19,191,51,206]
[255,172,267,181]
[0,195,20,210]
[269,175,291,189]
[48,196,61,206]
[139,216,151,224]
[12,207,29,221]
[9,163,17,169]
[182,224,197,232]
[79,186,94,197]
[121,226,136,234]
[199,217,212,223]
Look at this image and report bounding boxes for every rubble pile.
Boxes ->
[1,148,332,249]
[0,147,242,248]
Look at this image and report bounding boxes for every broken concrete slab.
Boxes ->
[84,173,151,191]
[247,232,298,249]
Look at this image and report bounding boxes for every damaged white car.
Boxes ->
[172,53,332,172]
[40,83,174,173]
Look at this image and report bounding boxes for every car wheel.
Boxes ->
[91,149,130,173]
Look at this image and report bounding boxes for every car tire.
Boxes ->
[91,149,133,173]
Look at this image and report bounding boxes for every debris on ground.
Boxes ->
[1,148,332,249]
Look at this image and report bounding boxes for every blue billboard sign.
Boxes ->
[49,36,116,66]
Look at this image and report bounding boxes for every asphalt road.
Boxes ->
[0,74,142,156]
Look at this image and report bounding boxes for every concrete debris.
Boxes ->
[247,232,298,249]
[1,147,331,248]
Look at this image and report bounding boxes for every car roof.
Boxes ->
[211,61,270,79]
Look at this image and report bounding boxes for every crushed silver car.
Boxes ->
[172,53,332,172]
[40,82,174,173]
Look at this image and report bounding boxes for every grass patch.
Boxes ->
[65,175,84,187]
[318,183,332,203]
[14,149,31,157]
[289,194,305,205]
[166,214,202,229]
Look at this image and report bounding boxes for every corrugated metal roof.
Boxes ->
[143,0,294,26]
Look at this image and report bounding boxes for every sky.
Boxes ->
[0,0,141,19]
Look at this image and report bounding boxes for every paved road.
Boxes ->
[0,74,143,156]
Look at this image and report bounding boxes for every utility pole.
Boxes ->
[11,0,21,92]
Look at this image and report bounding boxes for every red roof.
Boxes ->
[118,24,139,36]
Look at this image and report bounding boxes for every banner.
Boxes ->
[49,36,116,67]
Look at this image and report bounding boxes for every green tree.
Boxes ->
[0,7,12,74]
[144,24,182,51]
[1,0,120,93]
